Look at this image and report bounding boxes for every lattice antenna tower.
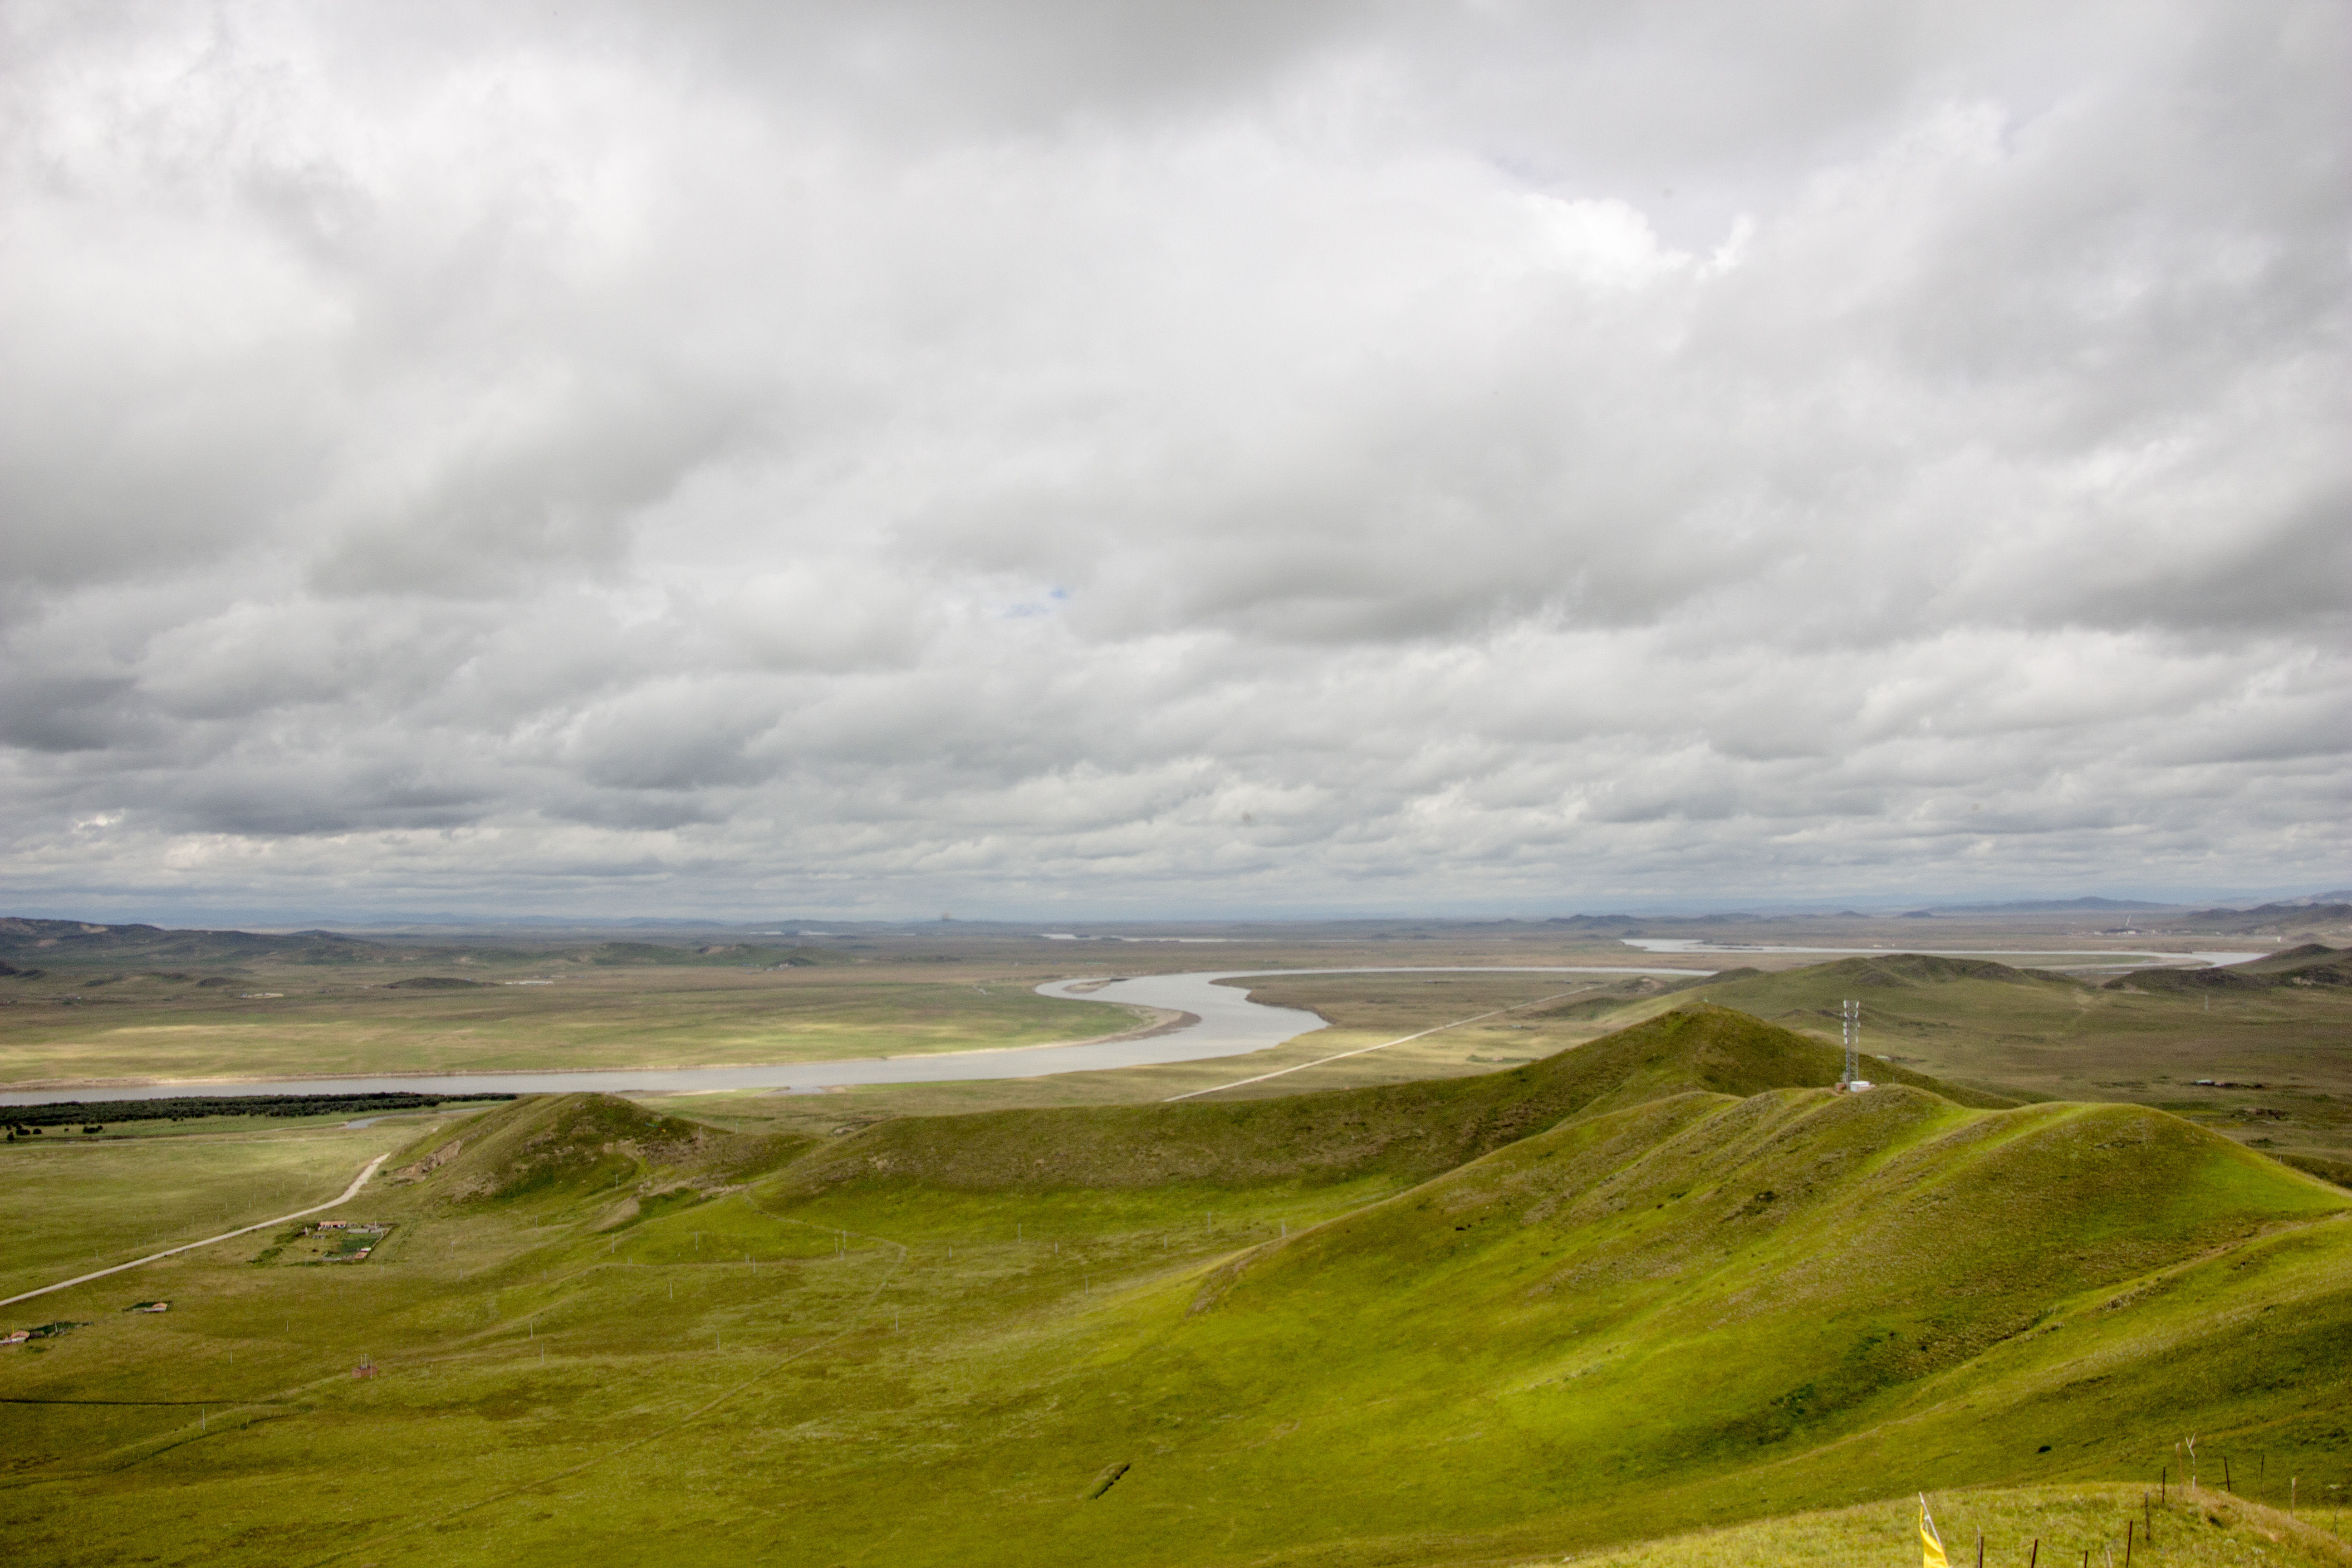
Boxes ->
[1839,999,1860,1088]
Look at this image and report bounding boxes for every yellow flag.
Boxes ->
[1919,1494,1949,1568]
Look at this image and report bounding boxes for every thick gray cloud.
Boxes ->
[2,0,2346,918]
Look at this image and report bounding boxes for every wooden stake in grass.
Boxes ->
[2124,1519,2133,1566]
[2029,1539,2038,1567]
[2224,1454,2233,1494]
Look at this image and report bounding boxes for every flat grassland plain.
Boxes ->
[0,961,1139,1088]
[0,919,1726,1088]
[4,915,2350,1566]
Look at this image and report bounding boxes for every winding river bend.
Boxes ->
[0,947,2263,1107]
[0,965,1700,1106]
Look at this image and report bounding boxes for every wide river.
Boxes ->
[0,965,1701,1106]
[0,948,2264,1107]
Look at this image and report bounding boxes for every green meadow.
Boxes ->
[0,1121,422,1303]
[5,1004,2347,1566]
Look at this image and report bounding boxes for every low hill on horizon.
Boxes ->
[0,915,386,966]
[2108,944,2350,993]
[2164,901,2352,935]
[0,915,842,974]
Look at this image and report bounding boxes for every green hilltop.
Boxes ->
[1626,953,2352,1144]
[381,1091,808,1210]
[778,1004,2010,1196]
[4,1002,2347,1567]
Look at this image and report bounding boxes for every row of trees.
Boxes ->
[5,1090,514,1130]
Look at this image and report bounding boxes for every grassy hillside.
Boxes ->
[382,1093,807,1212]
[4,1010,2346,1567]
[1563,1485,2352,1565]
[2110,944,2352,992]
[775,1004,2004,1196]
[1093,1085,2346,1561]
[1646,955,2352,1176]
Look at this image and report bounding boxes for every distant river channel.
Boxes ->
[0,965,1706,1107]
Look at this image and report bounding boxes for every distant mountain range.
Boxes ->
[2166,901,2352,934]
[1922,896,2175,913]
[7,891,2350,961]
[0,916,843,971]
[0,916,382,965]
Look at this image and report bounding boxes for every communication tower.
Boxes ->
[1838,999,1866,1090]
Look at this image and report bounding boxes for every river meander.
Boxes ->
[0,948,2262,1106]
[0,965,1700,1104]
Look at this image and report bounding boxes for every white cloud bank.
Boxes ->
[2,0,2346,918]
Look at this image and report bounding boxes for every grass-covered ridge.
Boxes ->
[1063,1083,2347,1561]
[776,1004,2004,1196]
[385,1092,807,1209]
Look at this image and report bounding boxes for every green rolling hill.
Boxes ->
[769,1003,2008,1197]
[3,1004,2346,1567]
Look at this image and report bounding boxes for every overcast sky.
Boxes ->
[3,1,2346,922]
